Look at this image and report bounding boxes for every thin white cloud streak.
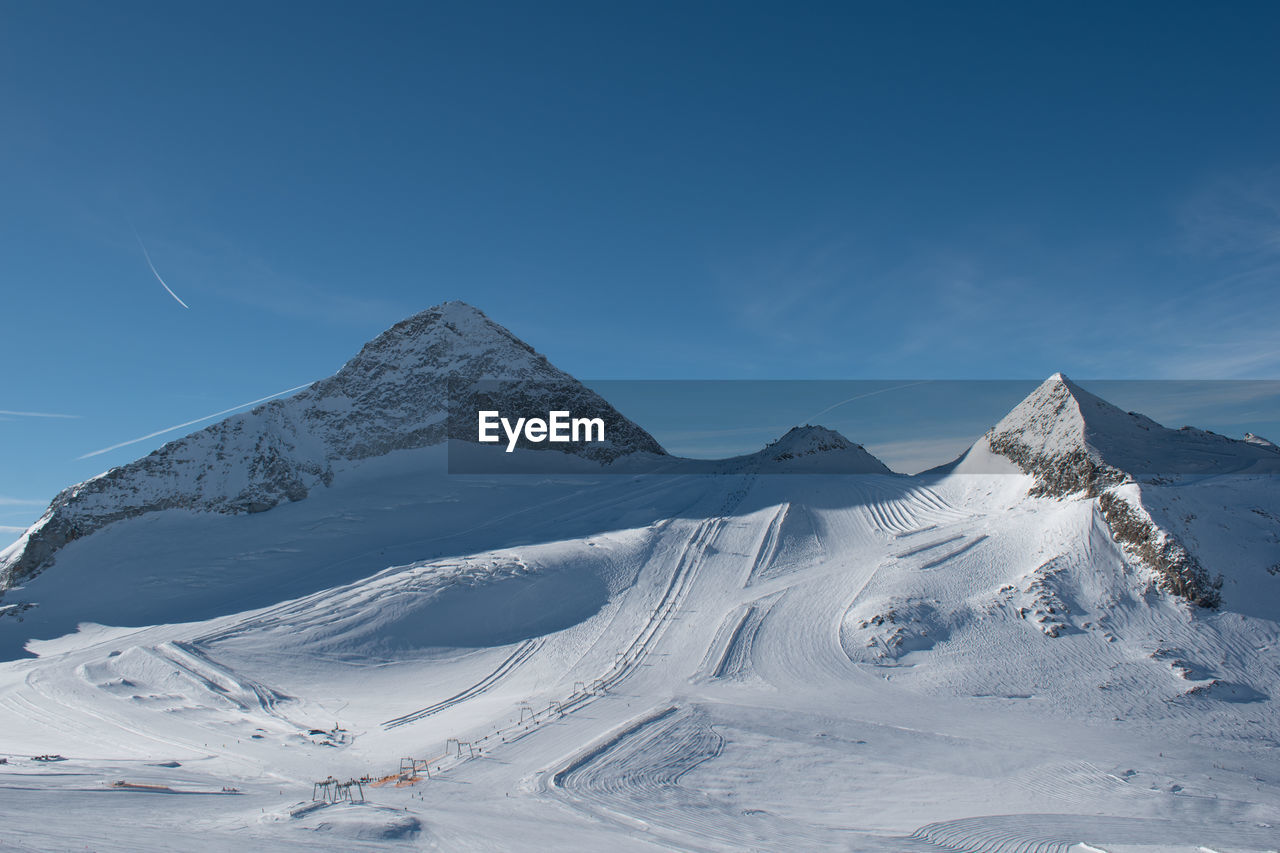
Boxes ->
[0,409,81,419]
[0,525,28,534]
[169,230,405,328]
[0,496,44,506]
[1179,167,1280,259]
[134,229,190,309]
[804,381,934,423]
[78,381,315,460]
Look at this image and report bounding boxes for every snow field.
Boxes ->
[2,465,1279,850]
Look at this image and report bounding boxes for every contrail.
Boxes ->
[78,381,315,460]
[0,496,44,506]
[133,228,190,309]
[0,409,81,419]
[804,380,933,423]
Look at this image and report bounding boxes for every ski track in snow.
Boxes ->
[547,706,832,851]
[381,640,541,729]
[2,466,1280,850]
[908,813,1280,853]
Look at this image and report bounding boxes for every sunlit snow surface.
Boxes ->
[2,446,1279,851]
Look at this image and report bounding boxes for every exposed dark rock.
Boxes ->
[986,436,1127,499]
[1097,492,1221,608]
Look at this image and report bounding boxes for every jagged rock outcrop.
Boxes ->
[1097,490,1221,608]
[1,302,665,590]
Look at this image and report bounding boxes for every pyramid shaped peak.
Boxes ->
[989,373,1175,462]
[751,424,892,473]
[1034,371,1093,399]
[999,373,1129,429]
[958,373,1280,488]
[763,425,857,458]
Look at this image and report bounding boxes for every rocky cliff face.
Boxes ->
[1,302,665,590]
[972,373,1280,608]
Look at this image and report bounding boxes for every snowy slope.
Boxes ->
[2,464,1277,851]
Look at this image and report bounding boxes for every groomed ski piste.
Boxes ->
[3,442,1280,851]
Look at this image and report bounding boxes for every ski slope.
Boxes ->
[3,450,1279,851]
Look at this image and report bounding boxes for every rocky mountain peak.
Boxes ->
[1,302,664,589]
[291,301,612,462]
[970,373,1280,609]
[989,373,1158,460]
[766,425,854,456]
[986,373,1279,488]
[753,425,893,473]
[332,302,543,380]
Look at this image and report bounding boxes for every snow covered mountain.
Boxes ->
[2,316,1279,851]
[0,302,665,590]
[949,373,1280,489]
[733,424,894,473]
[942,373,1280,607]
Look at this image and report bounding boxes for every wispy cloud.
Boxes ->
[1112,167,1280,379]
[1148,340,1280,380]
[0,525,28,534]
[1179,167,1280,259]
[714,230,876,357]
[181,233,406,328]
[78,381,315,460]
[0,409,81,419]
[0,496,44,507]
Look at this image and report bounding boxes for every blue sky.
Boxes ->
[3,2,1280,528]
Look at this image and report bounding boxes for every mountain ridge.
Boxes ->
[5,324,1274,618]
[1,302,665,590]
